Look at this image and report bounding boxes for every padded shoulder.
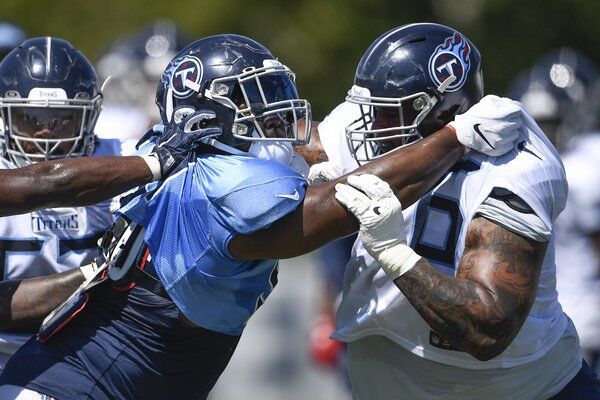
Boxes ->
[201,155,307,235]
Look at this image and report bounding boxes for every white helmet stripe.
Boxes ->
[46,37,51,76]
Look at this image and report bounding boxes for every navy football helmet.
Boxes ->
[155,34,311,151]
[0,37,102,166]
[506,48,599,149]
[345,23,483,164]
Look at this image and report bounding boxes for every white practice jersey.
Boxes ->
[0,137,135,360]
[555,133,600,351]
[321,102,579,387]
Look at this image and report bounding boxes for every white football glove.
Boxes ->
[335,174,422,280]
[448,95,522,157]
[308,161,344,184]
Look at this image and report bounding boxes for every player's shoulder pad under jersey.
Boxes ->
[483,103,568,224]
[488,187,535,214]
[92,137,137,157]
[202,155,307,235]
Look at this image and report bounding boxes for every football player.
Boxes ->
[0,33,520,400]
[0,36,215,369]
[311,23,599,399]
[509,48,600,376]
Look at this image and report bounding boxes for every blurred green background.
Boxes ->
[2,0,598,119]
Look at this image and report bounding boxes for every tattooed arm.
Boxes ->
[394,216,547,361]
[294,120,328,166]
[0,269,85,330]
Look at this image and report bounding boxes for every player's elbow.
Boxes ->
[469,322,518,361]
[470,342,508,361]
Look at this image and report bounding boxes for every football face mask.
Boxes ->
[344,85,439,165]
[207,62,312,145]
[0,96,101,166]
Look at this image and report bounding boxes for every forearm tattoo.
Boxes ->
[394,216,547,360]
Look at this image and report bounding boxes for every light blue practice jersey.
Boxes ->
[119,152,306,335]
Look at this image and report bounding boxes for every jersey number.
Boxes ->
[411,195,463,268]
[410,160,479,269]
[0,233,103,280]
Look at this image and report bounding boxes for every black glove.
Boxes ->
[149,110,222,178]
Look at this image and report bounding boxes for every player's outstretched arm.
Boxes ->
[230,95,523,260]
[230,127,464,259]
[0,109,222,217]
[0,156,154,216]
[396,216,546,361]
[0,269,85,330]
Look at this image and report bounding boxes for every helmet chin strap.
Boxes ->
[429,75,457,109]
[201,130,294,167]
[201,137,248,156]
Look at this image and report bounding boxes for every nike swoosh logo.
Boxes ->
[517,141,542,160]
[276,190,300,201]
[373,206,381,215]
[473,124,495,149]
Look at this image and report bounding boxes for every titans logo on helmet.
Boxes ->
[428,33,471,92]
[165,56,203,99]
